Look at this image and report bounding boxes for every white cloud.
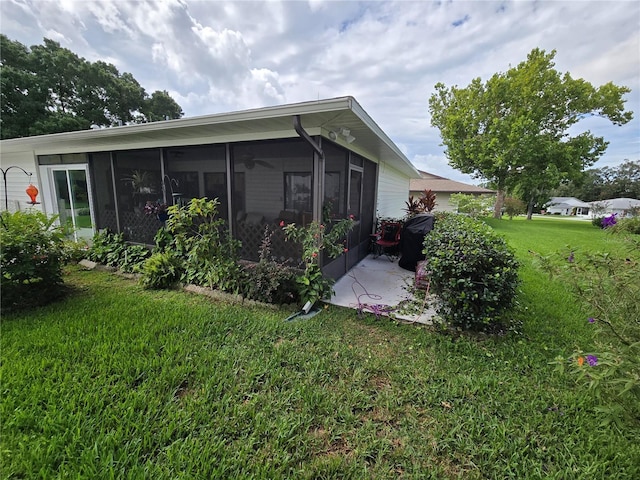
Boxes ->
[1,0,638,178]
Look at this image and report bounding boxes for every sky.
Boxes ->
[1,0,639,184]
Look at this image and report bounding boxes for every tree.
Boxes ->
[429,48,633,219]
[141,90,184,122]
[0,35,184,139]
[552,160,640,201]
[503,196,526,219]
[0,36,45,139]
[610,160,640,199]
[449,193,494,219]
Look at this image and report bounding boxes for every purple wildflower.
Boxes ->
[586,355,598,367]
[568,251,575,263]
[588,317,596,324]
[601,214,617,228]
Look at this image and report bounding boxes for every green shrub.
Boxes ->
[0,211,67,312]
[140,251,182,289]
[88,229,127,266]
[119,244,152,273]
[592,216,605,228]
[87,229,150,272]
[422,214,520,330]
[152,198,243,293]
[61,238,90,263]
[503,197,526,219]
[607,217,640,235]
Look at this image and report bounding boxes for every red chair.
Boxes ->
[374,221,402,260]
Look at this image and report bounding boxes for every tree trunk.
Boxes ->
[493,190,506,218]
[526,197,535,220]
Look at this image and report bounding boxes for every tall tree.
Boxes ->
[0,35,184,139]
[553,160,640,201]
[429,48,633,218]
[0,36,46,138]
[141,90,184,122]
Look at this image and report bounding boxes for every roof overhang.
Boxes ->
[0,96,419,178]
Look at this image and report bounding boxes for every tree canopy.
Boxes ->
[0,35,184,139]
[428,48,633,218]
[553,159,640,201]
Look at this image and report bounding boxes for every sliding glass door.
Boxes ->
[42,165,95,241]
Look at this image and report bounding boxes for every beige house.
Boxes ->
[409,171,495,212]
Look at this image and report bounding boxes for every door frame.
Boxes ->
[346,165,364,270]
[39,164,96,241]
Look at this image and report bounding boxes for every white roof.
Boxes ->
[590,198,640,210]
[0,96,420,178]
[547,197,591,208]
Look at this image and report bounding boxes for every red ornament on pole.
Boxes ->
[26,183,39,204]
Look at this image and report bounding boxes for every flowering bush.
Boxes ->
[0,211,67,312]
[282,217,355,305]
[545,239,640,423]
[240,225,298,304]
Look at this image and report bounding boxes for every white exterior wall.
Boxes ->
[0,150,43,213]
[377,161,410,219]
[433,193,456,212]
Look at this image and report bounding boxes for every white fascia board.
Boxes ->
[0,96,417,180]
[28,129,299,156]
[0,97,353,153]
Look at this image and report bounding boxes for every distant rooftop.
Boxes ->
[410,171,495,194]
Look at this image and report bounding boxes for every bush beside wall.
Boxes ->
[423,214,520,330]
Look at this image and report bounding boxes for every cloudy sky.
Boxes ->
[2,0,639,183]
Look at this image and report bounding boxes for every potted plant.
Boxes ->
[144,200,169,222]
[122,170,156,207]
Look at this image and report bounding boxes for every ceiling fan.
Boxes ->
[238,153,273,170]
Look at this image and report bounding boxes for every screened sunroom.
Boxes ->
[0,97,419,279]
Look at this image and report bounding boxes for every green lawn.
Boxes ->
[1,218,639,478]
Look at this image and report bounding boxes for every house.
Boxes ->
[589,198,640,218]
[409,171,495,212]
[0,96,420,280]
[545,197,591,216]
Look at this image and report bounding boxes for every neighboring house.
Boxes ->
[0,96,419,280]
[409,170,495,212]
[545,197,591,216]
[589,198,640,218]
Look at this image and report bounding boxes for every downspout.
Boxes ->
[293,115,323,159]
[293,115,324,223]
[289,115,325,319]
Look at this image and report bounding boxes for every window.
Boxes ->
[284,172,312,212]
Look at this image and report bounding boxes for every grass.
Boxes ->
[2,217,639,478]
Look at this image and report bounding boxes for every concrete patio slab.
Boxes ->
[326,254,435,324]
